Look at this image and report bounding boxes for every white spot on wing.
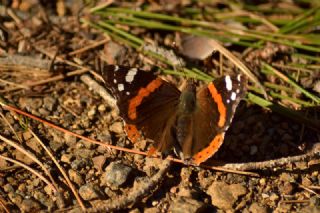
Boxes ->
[225,75,232,91]
[113,79,117,83]
[114,65,119,72]
[236,89,240,93]
[237,74,241,82]
[125,68,138,83]
[231,92,237,101]
[118,84,124,91]
[126,91,130,95]
[226,99,230,103]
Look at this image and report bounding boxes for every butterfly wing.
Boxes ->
[188,74,247,165]
[101,65,181,152]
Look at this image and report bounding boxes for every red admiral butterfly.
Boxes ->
[101,65,247,165]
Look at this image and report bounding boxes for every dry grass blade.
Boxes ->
[298,183,320,199]
[0,112,23,143]
[0,196,10,213]
[206,39,267,97]
[0,69,88,93]
[263,63,320,104]
[0,155,56,193]
[28,129,86,211]
[0,134,59,193]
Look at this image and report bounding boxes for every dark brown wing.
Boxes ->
[188,75,247,164]
[101,65,181,153]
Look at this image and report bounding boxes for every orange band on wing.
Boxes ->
[125,124,141,143]
[192,133,224,165]
[128,78,163,120]
[208,82,226,127]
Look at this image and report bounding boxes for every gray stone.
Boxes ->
[79,183,103,201]
[101,161,132,189]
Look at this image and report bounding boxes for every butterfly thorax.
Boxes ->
[176,82,197,155]
[178,81,196,114]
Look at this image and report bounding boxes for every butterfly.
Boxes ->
[100,65,247,165]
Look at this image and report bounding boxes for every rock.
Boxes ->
[177,187,199,199]
[103,41,126,64]
[33,191,55,210]
[144,207,160,213]
[3,184,14,193]
[20,198,41,212]
[92,155,107,171]
[17,183,27,193]
[22,131,32,140]
[248,202,268,213]
[64,133,77,145]
[101,161,132,189]
[13,150,34,165]
[39,107,50,116]
[19,97,43,111]
[87,107,96,118]
[44,185,54,196]
[180,167,192,185]
[61,153,74,164]
[71,158,92,170]
[79,183,103,201]
[49,140,65,152]
[143,158,163,176]
[300,204,320,213]
[129,208,141,213]
[279,182,295,195]
[26,137,43,154]
[169,196,208,213]
[0,157,9,168]
[207,181,247,210]
[109,122,123,134]
[43,96,56,111]
[8,192,22,205]
[295,161,308,170]
[259,178,266,186]
[68,169,84,186]
[96,129,111,143]
[279,173,294,182]
[302,177,312,186]
[269,193,279,201]
[313,80,320,94]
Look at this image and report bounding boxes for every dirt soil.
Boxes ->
[0,1,319,213]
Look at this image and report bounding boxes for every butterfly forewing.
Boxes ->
[101,65,181,151]
[189,75,247,164]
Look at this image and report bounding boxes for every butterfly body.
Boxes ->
[101,65,247,165]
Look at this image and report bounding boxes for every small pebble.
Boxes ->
[109,122,123,134]
[169,196,207,213]
[79,184,103,201]
[101,161,133,189]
